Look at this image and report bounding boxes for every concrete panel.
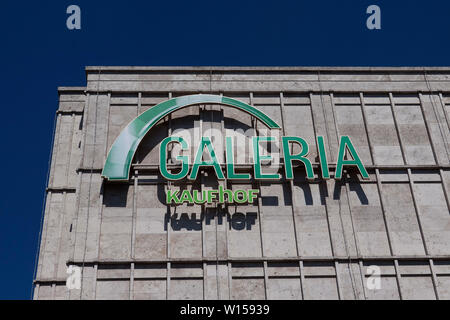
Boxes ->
[325,180,359,256]
[395,105,435,165]
[97,264,130,279]
[303,277,339,300]
[437,276,450,299]
[82,94,110,169]
[232,263,264,277]
[96,280,130,300]
[364,104,403,164]
[133,279,166,300]
[292,183,333,257]
[54,285,68,300]
[204,212,227,259]
[347,183,391,256]
[170,232,202,259]
[52,115,75,187]
[37,285,53,300]
[413,183,450,255]
[310,94,338,162]
[134,263,167,278]
[99,233,132,260]
[267,278,302,300]
[336,262,365,300]
[283,104,316,160]
[204,263,229,300]
[231,278,265,300]
[227,205,261,258]
[80,265,96,300]
[261,215,297,257]
[381,183,425,255]
[400,276,436,300]
[365,277,400,300]
[170,279,203,300]
[420,94,450,165]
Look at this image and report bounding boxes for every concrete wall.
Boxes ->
[34,67,450,300]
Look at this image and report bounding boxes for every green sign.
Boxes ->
[102,94,369,205]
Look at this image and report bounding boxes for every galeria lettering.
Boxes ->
[160,131,369,205]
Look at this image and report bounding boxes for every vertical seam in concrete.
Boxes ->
[215,102,221,299]
[103,93,111,166]
[203,261,207,300]
[407,169,429,255]
[200,105,206,300]
[315,93,337,257]
[251,93,265,260]
[34,284,39,300]
[393,259,403,300]
[310,91,337,257]
[280,92,300,259]
[374,169,395,255]
[54,191,68,281]
[359,93,375,165]
[418,93,440,165]
[318,72,334,161]
[308,92,320,159]
[329,92,359,299]
[358,260,367,300]
[219,93,230,300]
[215,204,220,299]
[95,182,104,262]
[423,74,450,161]
[51,283,56,300]
[263,260,269,300]
[166,262,171,300]
[439,169,450,211]
[92,263,97,300]
[429,259,440,300]
[136,93,141,162]
[228,262,232,300]
[49,113,62,187]
[438,93,450,137]
[388,93,408,165]
[431,93,450,160]
[334,261,342,300]
[250,91,268,299]
[129,262,134,300]
[342,185,362,300]
[131,171,138,259]
[298,260,305,300]
[166,92,172,301]
[65,114,76,187]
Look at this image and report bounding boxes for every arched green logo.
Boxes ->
[102,94,281,181]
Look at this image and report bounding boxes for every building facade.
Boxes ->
[34,67,450,300]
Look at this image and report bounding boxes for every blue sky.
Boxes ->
[0,0,449,299]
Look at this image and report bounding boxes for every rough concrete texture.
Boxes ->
[34,67,450,300]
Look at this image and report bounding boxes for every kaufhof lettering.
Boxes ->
[166,186,259,205]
